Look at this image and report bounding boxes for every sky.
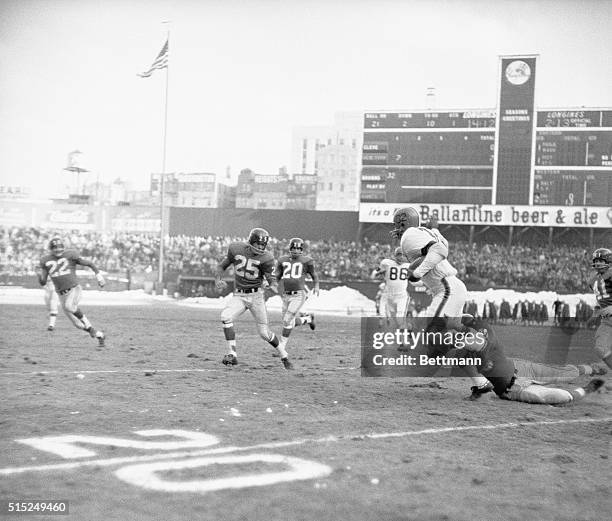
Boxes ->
[0,0,611,197]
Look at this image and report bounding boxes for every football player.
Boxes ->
[215,228,291,369]
[373,247,411,331]
[390,207,491,392]
[43,278,59,330]
[448,315,605,404]
[274,237,319,356]
[587,247,612,369]
[38,237,106,346]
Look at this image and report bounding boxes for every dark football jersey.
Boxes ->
[275,254,315,292]
[466,323,515,396]
[226,242,275,290]
[39,249,82,292]
[592,273,612,307]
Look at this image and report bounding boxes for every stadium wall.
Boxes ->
[168,208,360,241]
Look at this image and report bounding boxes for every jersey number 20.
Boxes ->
[281,262,303,279]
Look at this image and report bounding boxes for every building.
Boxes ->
[291,111,363,176]
[291,111,363,211]
[287,174,317,210]
[236,169,289,209]
[315,144,360,211]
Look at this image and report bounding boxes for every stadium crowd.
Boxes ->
[0,226,595,293]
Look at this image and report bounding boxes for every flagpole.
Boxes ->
[158,24,170,287]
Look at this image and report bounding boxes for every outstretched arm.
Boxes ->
[77,257,105,287]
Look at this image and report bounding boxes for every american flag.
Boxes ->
[138,39,169,78]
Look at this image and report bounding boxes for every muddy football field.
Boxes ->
[0,303,610,521]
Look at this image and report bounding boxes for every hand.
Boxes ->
[312,285,320,297]
[215,279,228,293]
[95,273,106,287]
[268,282,279,294]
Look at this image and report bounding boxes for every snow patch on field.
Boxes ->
[0,285,597,316]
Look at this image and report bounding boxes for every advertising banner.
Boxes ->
[359,202,612,228]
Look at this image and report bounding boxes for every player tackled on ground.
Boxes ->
[449,315,605,404]
[215,228,292,369]
[587,247,612,371]
[275,237,319,356]
[38,237,106,346]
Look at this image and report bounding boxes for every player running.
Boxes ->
[38,237,106,346]
[373,247,411,330]
[275,237,319,356]
[215,228,292,369]
[391,207,490,391]
[587,247,612,370]
[448,315,605,404]
[43,278,59,331]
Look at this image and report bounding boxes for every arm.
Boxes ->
[409,242,448,281]
[263,266,279,294]
[38,265,49,286]
[306,260,320,296]
[214,256,232,292]
[76,257,105,287]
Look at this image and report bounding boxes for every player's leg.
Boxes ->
[220,295,247,364]
[45,287,58,330]
[594,319,612,369]
[250,293,291,369]
[503,379,604,404]
[279,294,306,355]
[64,286,105,345]
[512,358,604,382]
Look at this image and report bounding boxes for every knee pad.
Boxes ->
[282,312,296,329]
[221,320,234,329]
[257,324,272,342]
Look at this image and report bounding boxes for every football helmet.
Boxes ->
[393,246,405,262]
[48,237,65,257]
[248,228,270,255]
[592,247,612,273]
[391,207,420,239]
[289,237,305,258]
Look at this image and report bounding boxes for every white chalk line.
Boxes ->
[1,417,609,476]
[0,366,360,377]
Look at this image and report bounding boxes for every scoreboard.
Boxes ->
[362,110,495,204]
[361,108,612,206]
[533,110,612,205]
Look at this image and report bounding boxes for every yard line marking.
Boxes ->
[0,417,609,476]
[0,366,360,377]
[0,368,223,376]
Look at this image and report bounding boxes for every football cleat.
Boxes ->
[281,357,294,370]
[96,331,105,347]
[222,353,238,366]
[583,378,605,394]
[47,325,55,331]
[309,313,316,331]
[468,381,494,401]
